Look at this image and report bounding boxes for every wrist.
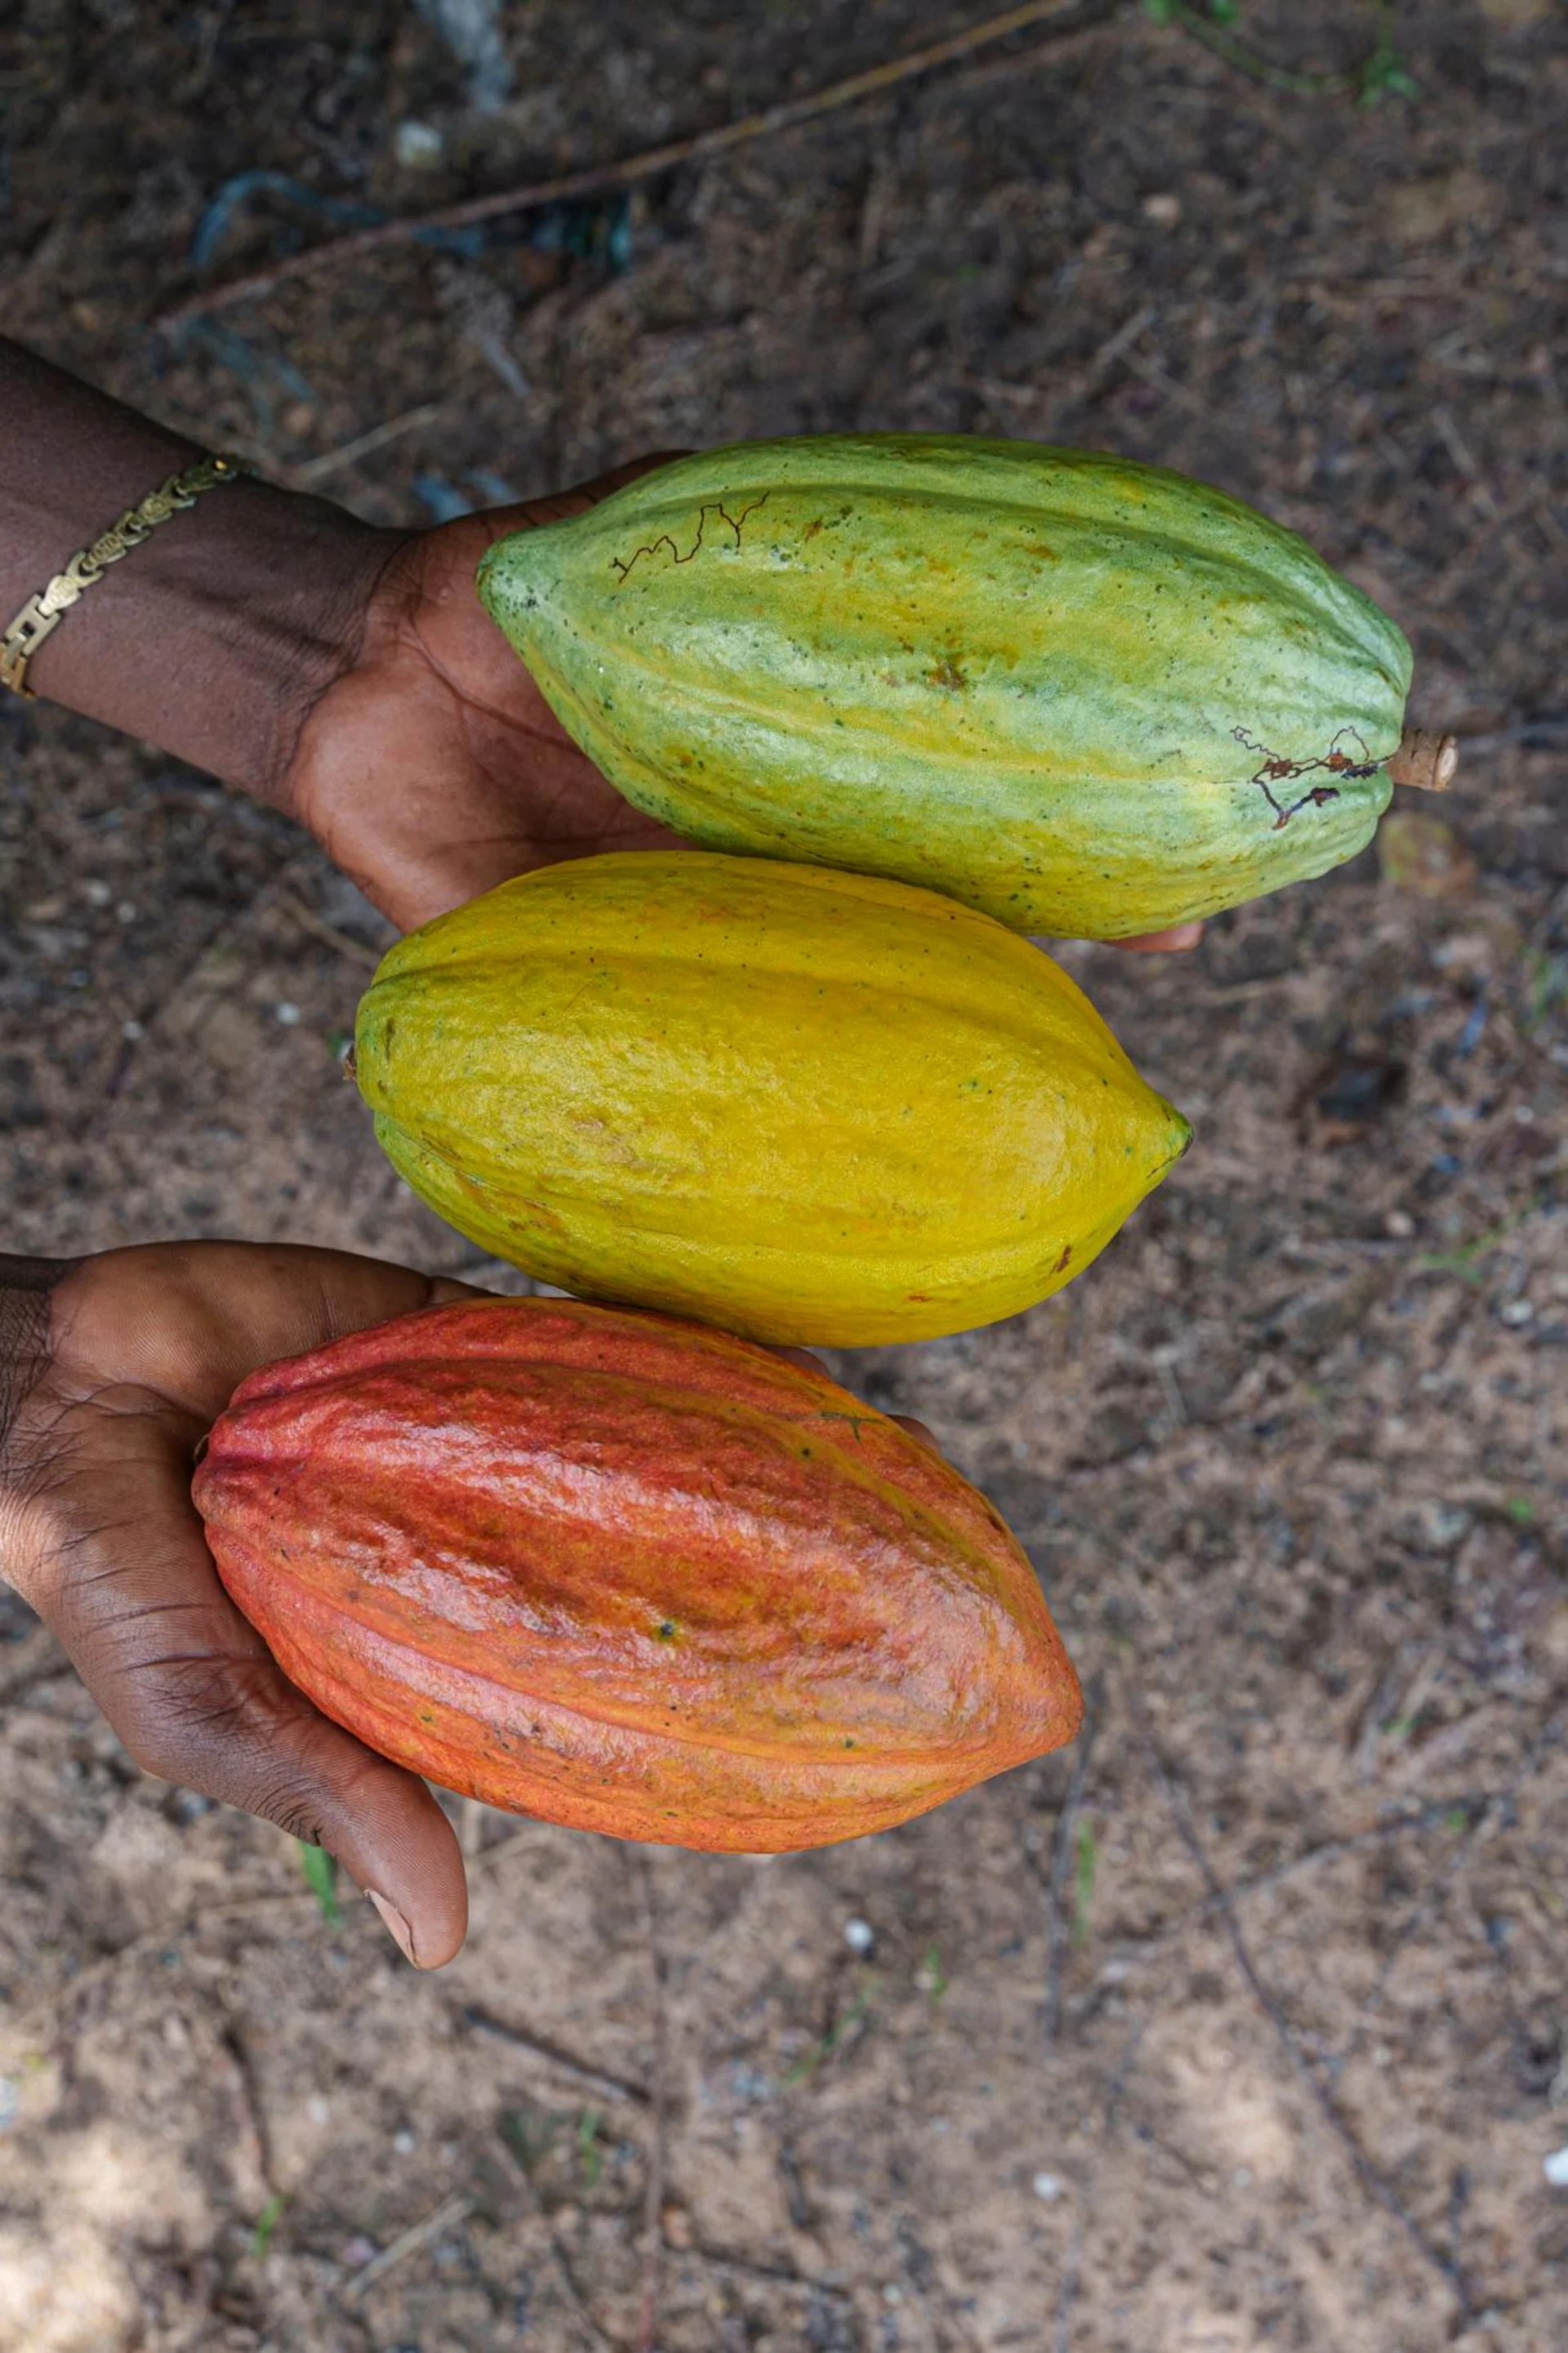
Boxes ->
[22,468,401,816]
[0,339,399,814]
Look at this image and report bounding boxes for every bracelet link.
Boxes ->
[0,451,253,698]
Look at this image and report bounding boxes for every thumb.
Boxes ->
[129,1611,468,1969]
[28,1412,469,1967]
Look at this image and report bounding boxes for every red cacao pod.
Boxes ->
[193,1297,1080,1852]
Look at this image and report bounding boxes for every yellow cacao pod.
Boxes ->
[479,435,1415,940]
[354,853,1191,1347]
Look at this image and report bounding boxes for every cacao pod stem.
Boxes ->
[1388,729,1459,792]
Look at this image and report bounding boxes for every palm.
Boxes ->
[6,1243,476,1963]
[285,474,681,934]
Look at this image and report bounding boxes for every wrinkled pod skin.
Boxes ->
[354,852,1192,1348]
[479,434,1413,940]
[192,1296,1084,1852]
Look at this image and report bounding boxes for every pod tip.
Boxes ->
[1388,728,1459,793]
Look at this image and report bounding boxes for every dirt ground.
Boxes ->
[2,2,1566,2346]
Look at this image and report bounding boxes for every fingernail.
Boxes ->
[367,1890,417,1965]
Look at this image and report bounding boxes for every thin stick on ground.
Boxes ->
[280,892,384,971]
[631,1848,670,2353]
[1042,1671,1104,2043]
[460,2004,652,2108]
[1094,1794,1494,1981]
[1131,1693,1477,2323]
[342,2191,474,2304]
[154,0,1098,330]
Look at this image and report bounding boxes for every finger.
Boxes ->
[1111,921,1205,953]
[32,1413,469,1967]
[49,1246,488,1426]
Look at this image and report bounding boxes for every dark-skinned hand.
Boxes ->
[0,1241,939,1969]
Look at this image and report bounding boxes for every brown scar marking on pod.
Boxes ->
[610,494,769,582]
[1232,724,1383,828]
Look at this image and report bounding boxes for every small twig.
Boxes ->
[219,2017,279,2207]
[1351,1641,1433,1783]
[631,1849,670,2353]
[461,2004,651,2107]
[688,2246,853,2301]
[342,2190,473,2304]
[1132,1695,1477,2321]
[1093,1798,1491,1980]
[1042,1673,1104,2042]
[280,891,385,970]
[154,0,1094,329]
[292,402,444,488]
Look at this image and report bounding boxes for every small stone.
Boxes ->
[1500,1299,1535,1326]
[1142,192,1182,227]
[116,901,137,923]
[274,1001,301,1027]
[1031,2172,1065,2202]
[1385,1209,1415,1238]
[662,2203,694,2249]
[82,879,113,907]
[341,2234,378,2268]
[392,2128,416,2155]
[844,1917,875,1956]
[1378,811,1476,899]
[121,1018,144,1041]
[1544,2146,1568,2188]
[395,118,446,168]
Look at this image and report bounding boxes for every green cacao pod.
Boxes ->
[192,1296,1083,1852]
[479,435,1419,939]
[354,852,1191,1348]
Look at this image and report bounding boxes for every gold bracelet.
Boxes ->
[0,451,253,698]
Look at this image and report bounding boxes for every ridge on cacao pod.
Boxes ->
[353,852,1192,1348]
[479,433,1416,940]
[192,1296,1084,1852]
